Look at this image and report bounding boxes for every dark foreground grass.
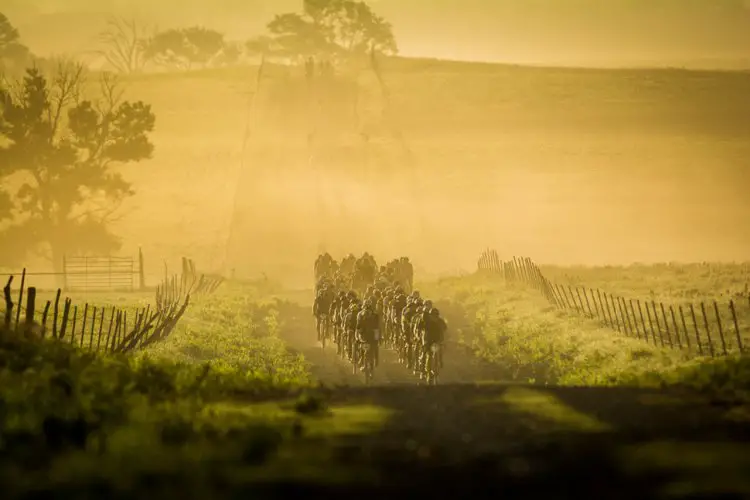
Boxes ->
[2,324,750,499]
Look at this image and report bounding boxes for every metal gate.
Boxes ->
[63,255,136,291]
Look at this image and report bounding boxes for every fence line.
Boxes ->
[2,251,225,295]
[180,257,224,295]
[477,249,747,358]
[1,255,224,355]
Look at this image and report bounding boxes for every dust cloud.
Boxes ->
[3,2,750,288]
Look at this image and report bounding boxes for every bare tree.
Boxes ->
[95,17,151,74]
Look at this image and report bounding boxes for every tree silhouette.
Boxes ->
[0,13,31,75]
[260,0,397,61]
[0,62,155,273]
[95,17,152,74]
[144,27,226,69]
[245,35,274,57]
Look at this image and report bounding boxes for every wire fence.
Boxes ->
[477,249,748,357]
[2,256,224,355]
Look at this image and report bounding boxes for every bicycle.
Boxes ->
[425,343,441,385]
[318,314,330,348]
[360,342,375,384]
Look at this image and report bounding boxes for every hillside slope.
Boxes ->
[10,58,750,282]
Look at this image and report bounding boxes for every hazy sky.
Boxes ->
[5,0,750,68]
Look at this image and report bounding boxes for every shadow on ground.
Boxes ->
[257,293,750,498]
[240,382,750,499]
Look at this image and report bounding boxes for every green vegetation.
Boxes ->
[0,324,401,496]
[2,273,749,496]
[1,3,749,494]
[0,283,384,496]
[420,273,750,402]
[542,262,750,302]
[143,283,312,385]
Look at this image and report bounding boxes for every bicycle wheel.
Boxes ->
[364,347,373,384]
[321,318,328,348]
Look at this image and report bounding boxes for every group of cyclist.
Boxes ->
[314,252,414,295]
[312,253,446,384]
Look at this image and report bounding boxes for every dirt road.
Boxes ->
[274,293,509,386]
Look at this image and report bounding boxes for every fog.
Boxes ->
[2,1,749,287]
[6,0,750,69]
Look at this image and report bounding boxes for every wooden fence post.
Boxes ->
[637,300,648,343]
[15,269,26,330]
[629,299,641,340]
[669,305,681,349]
[712,300,728,356]
[59,299,71,340]
[80,303,89,348]
[41,301,50,339]
[583,288,594,318]
[620,297,634,337]
[729,300,744,353]
[700,302,714,357]
[606,293,619,332]
[645,302,660,345]
[96,307,106,352]
[70,306,78,345]
[52,289,61,340]
[25,287,36,332]
[649,301,663,346]
[88,306,97,351]
[3,276,12,329]
[598,289,610,327]
[659,302,673,348]
[139,247,146,290]
[575,288,588,317]
[592,288,601,319]
[568,286,581,314]
[679,305,691,351]
[689,304,702,355]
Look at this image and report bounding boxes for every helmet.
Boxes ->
[424,300,433,309]
[430,308,440,316]
[412,290,420,299]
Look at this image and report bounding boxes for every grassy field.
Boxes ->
[2,270,750,497]
[542,262,750,302]
[421,273,749,399]
[3,52,750,495]
[9,58,743,285]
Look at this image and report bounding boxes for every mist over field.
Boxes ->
[2,0,749,287]
[5,0,750,68]
[3,3,750,496]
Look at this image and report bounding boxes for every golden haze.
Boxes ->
[2,3,750,287]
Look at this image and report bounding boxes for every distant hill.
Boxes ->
[4,0,750,69]
[85,57,750,277]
